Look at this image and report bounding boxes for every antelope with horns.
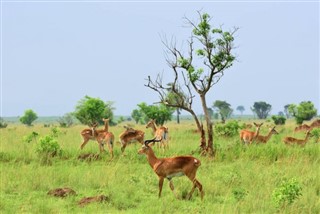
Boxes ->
[119,126,145,154]
[283,130,313,146]
[138,138,204,200]
[239,122,263,144]
[146,119,169,149]
[80,118,113,156]
[255,126,278,144]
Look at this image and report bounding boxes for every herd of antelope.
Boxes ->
[78,118,319,200]
[239,119,320,146]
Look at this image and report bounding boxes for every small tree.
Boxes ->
[137,102,174,125]
[287,101,317,124]
[20,109,38,126]
[213,100,233,123]
[252,101,272,119]
[271,115,286,125]
[0,117,8,128]
[284,104,291,118]
[236,105,245,116]
[74,95,115,126]
[57,113,74,127]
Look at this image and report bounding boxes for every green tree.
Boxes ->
[213,100,233,123]
[252,101,272,119]
[57,113,74,127]
[20,109,38,126]
[288,101,317,124]
[137,102,174,125]
[131,109,143,124]
[146,11,238,156]
[236,105,245,115]
[284,104,291,118]
[74,95,115,126]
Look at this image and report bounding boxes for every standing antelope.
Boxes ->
[80,118,113,156]
[255,126,278,144]
[239,122,263,144]
[146,119,169,149]
[283,130,312,146]
[310,119,320,130]
[138,138,204,200]
[119,126,145,154]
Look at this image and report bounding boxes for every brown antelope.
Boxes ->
[255,126,278,144]
[283,130,312,146]
[80,118,113,155]
[146,119,169,149]
[294,124,310,133]
[310,119,320,130]
[97,131,114,158]
[138,138,204,200]
[119,126,145,153]
[239,122,263,144]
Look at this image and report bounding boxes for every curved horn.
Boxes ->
[144,137,162,146]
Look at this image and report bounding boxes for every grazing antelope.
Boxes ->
[294,124,310,133]
[146,119,169,149]
[283,130,312,146]
[80,118,113,155]
[255,126,278,144]
[119,126,145,153]
[138,138,204,200]
[239,122,263,144]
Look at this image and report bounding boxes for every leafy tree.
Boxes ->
[57,113,74,127]
[284,104,291,118]
[74,95,115,126]
[236,105,245,115]
[146,11,238,156]
[137,102,174,125]
[213,100,233,123]
[0,117,8,128]
[131,109,143,124]
[20,109,38,126]
[251,101,272,119]
[288,101,317,124]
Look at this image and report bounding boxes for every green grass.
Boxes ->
[0,120,319,213]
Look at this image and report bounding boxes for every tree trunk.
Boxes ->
[176,108,180,124]
[199,94,215,157]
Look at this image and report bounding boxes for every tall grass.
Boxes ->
[0,120,319,213]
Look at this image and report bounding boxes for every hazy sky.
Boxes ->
[1,1,319,117]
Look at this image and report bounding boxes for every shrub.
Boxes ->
[36,135,62,157]
[232,187,248,201]
[0,117,8,128]
[271,115,286,125]
[20,109,38,126]
[310,128,320,143]
[214,120,241,137]
[57,113,74,127]
[22,131,39,143]
[272,178,302,208]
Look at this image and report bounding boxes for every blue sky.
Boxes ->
[1,1,319,117]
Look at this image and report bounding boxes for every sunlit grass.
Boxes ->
[0,120,319,213]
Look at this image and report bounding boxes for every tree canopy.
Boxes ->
[20,109,38,126]
[252,101,272,119]
[288,101,317,124]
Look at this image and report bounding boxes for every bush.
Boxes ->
[57,113,74,127]
[0,117,8,128]
[214,120,241,137]
[271,115,286,125]
[310,128,320,143]
[22,131,39,143]
[272,178,302,208]
[36,135,62,157]
[20,109,38,126]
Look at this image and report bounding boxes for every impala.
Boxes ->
[310,119,320,130]
[283,130,312,146]
[80,118,113,155]
[255,126,278,144]
[239,122,263,144]
[146,119,169,149]
[138,138,204,200]
[294,124,310,133]
[119,126,145,153]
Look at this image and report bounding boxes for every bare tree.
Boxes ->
[146,11,238,156]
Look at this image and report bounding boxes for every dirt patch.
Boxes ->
[47,187,76,197]
[78,195,109,207]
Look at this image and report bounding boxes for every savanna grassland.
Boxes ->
[0,119,319,214]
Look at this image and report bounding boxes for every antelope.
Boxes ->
[239,122,263,144]
[80,118,113,155]
[294,124,310,133]
[146,119,169,149]
[119,126,145,153]
[310,119,320,130]
[138,138,204,200]
[283,130,312,146]
[255,126,278,144]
